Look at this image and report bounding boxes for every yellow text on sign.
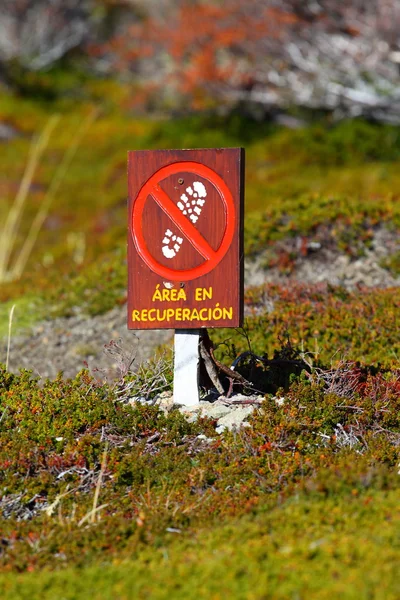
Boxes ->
[132,305,233,323]
[151,285,213,303]
[195,287,213,301]
[151,285,187,302]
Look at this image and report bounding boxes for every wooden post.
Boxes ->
[173,329,200,406]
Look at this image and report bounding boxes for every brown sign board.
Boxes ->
[127,148,244,330]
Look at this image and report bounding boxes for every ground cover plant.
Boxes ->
[0,341,399,598]
[214,283,400,370]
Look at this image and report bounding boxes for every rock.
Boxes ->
[219,393,264,405]
[152,390,264,433]
[198,400,231,420]
[128,396,148,406]
[196,434,214,443]
[215,406,255,431]
[154,390,175,414]
[273,396,285,406]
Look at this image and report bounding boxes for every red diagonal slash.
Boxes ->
[151,184,217,261]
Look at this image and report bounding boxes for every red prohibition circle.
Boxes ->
[131,161,236,281]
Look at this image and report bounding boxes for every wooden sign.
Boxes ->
[127,148,244,330]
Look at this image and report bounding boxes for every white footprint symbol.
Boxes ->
[161,229,184,259]
[161,181,207,259]
[177,181,207,224]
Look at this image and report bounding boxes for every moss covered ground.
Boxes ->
[0,81,400,598]
[0,358,399,598]
[1,488,399,599]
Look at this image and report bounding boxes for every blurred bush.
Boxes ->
[1,1,400,123]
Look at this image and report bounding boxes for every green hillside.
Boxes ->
[1,93,400,328]
[0,84,399,599]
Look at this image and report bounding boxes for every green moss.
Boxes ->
[0,296,44,339]
[0,487,399,599]
[45,244,127,317]
[380,251,400,276]
[268,119,400,166]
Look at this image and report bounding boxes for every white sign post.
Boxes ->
[173,329,200,406]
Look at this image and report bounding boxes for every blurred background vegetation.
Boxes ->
[0,0,399,334]
[1,0,400,121]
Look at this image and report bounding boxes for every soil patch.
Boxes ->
[4,306,172,381]
[245,225,400,288]
[3,228,399,381]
